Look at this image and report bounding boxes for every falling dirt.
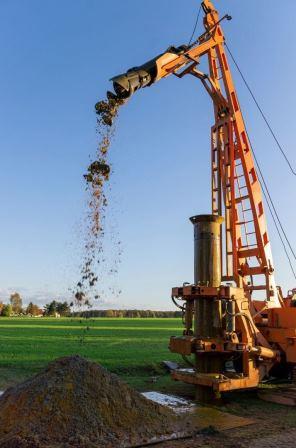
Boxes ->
[0,356,181,448]
[75,92,125,304]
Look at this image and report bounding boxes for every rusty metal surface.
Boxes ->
[171,285,245,299]
[191,406,254,431]
[172,369,259,392]
[190,215,224,288]
[169,337,194,356]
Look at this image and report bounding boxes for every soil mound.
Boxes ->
[0,356,179,448]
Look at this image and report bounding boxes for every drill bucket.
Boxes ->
[111,45,188,99]
[111,57,159,99]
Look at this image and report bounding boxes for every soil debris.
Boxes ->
[75,92,125,304]
[0,356,179,448]
[95,91,125,127]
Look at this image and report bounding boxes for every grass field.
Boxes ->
[0,317,184,391]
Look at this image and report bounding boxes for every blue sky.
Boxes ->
[0,0,295,309]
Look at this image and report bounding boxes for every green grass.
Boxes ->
[0,317,185,390]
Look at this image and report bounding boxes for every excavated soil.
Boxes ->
[75,92,125,304]
[0,356,181,448]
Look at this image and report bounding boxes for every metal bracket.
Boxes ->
[202,2,212,14]
[173,61,198,79]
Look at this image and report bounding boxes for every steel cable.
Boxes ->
[224,42,296,279]
[188,5,202,46]
[225,42,296,176]
[249,137,296,280]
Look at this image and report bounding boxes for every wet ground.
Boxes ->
[152,429,296,448]
[142,389,296,448]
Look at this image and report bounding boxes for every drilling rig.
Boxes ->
[109,1,296,400]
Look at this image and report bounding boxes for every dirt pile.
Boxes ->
[75,93,125,304]
[0,356,179,448]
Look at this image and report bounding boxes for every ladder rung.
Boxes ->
[235,195,249,203]
[238,248,260,258]
[243,266,263,275]
[248,285,267,291]
[236,220,254,225]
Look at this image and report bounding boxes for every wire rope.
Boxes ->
[224,42,296,279]
[225,42,296,176]
[188,5,202,46]
[246,131,296,280]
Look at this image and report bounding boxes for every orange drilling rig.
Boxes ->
[109,1,296,400]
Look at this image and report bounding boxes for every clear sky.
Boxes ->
[0,0,295,309]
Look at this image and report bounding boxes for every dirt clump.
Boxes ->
[0,356,180,448]
[95,92,125,127]
[75,92,125,304]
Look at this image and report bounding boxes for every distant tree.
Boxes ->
[26,302,33,315]
[56,302,70,316]
[44,300,57,316]
[105,309,114,318]
[44,300,70,317]
[0,302,4,316]
[2,304,12,317]
[26,302,42,316]
[10,293,22,314]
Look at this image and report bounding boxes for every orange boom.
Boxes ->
[111,1,296,400]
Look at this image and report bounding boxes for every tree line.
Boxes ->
[0,293,71,317]
[72,309,182,318]
[0,293,181,318]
